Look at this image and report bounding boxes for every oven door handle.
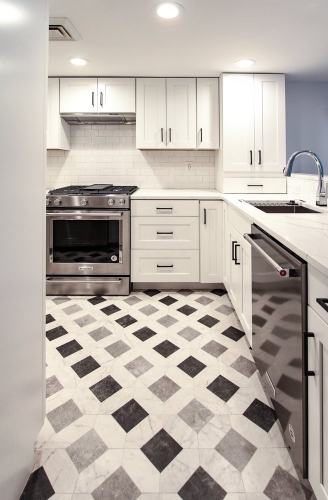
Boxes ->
[244,233,295,277]
[46,212,124,217]
[47,278,123,284]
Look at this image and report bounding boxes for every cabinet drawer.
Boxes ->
[228,205,252,236]
[220,177,287,194]
[131,199,199,217]
[308,265,328,324]
[131,250,199,282]
[132,217,199,250]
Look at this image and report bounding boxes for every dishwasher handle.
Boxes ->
[244,233,296,277]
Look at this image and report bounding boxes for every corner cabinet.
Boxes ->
[136,78,196,150]
[47,78,70,150]
[216,73,286,193]
[200,201,222,282]
[197,78,219,150]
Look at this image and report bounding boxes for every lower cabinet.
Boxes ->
[200,201,223,283]
[307,305,328,500]
[131,250,199,282]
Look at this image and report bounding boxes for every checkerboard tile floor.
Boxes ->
[21,289,315,500]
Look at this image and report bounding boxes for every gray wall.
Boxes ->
[0,1,48,498]
[286,81,328,174]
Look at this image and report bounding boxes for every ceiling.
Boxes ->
[49,0,328,81]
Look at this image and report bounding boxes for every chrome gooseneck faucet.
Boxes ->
[283,150,327,206]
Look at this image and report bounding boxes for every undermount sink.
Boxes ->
[246,201,321,214]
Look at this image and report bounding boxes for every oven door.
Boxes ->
[46,210,130,276]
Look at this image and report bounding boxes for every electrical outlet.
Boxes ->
[187,162,192,170]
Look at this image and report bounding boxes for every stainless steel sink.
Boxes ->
[245,201,321,214]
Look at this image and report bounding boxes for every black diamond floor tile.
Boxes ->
[88,296,106,305]
[71,356,101,378]
[243,398,278,432]
[221,326,245,342]
[178,356,206,378]
[101,304,121,316]
[210,289,227,297]
[198,315,220,328]
[46,325,68,341]
[19,467,55,500]
[153,340,180,358]
[56,339,83,358]
[159,295,178,306]
[263,465,313,500]
[207,375,239,402]
[132,326,157,342]
[115,314,137,328]
[143,289,161,297]
[178,466,227,500]
[89,375,122,402]
[141,428,182,472]
[112,399,149,432]
[177,304,197,316]
[45,314,55,324]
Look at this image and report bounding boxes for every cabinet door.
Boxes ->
[98,78,135,113]
[200,201,222,283]
[221,74,254,171]
[167,78,196,149]
[136,78,166,149]
[197,78,219,149]
[239,237,252,343]
[308,306,328,500]
[222,202,230,288]
[254,74,286,173]
[228,223,241,307]
[47,78,70,150]
[60,78,98,113]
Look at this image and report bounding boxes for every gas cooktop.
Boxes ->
[48,184,138,196]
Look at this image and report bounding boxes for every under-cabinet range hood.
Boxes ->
[61,113,136,125]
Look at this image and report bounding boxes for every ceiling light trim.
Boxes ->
[153,2,184,19]
[68,57,89,66]
[234,59,256,68]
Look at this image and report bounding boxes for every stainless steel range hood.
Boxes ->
[61,113,136,125]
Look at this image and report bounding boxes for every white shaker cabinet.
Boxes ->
[136,78,196,149]
[60,78,98,113]
[47,78,70,150]
[199,201,222,283]
[98,78,135,113]
[197,78,219,150]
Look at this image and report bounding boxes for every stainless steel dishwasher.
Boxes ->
[244,225,309,479]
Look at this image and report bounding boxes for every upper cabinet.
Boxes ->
[47,78,70,150]
[137,77,219,150]
[197,78,219,150]
[216,73,286,193]
[59,77,135,114]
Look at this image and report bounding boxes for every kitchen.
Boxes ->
[0,2,328,500]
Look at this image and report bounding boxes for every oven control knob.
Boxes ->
[54,198,61,206]
[46,197,50,206]
[108,198,115,206]
[119,198,126,206]
[81,198,88,206]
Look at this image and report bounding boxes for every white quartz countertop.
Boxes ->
[131,188,328,278]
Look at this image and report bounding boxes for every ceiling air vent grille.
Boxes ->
[49,18,82,42]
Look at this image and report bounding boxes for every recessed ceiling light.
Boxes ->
[154,2,184,19]
[234,59,256,68]
[68,57,89,66]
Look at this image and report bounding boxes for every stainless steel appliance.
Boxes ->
[46,184,138,295]
[244,225,309,480]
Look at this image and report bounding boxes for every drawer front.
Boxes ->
[308,265,328,324]
[131,199,199,217]
[131,217,199,250]
[228,204,252,236]
[131,250,199,282]
[221,177,287,194]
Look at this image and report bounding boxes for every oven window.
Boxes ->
[53,220,120,264]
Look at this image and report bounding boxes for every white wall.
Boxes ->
[0,1,48,499]
[286,82,328,174]
[47,124,215,190]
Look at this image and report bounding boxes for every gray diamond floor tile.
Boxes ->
[139,304,159,316]
[52,297,70,305]
[230,355,257,378]
[88,326,113,341]
[47,399,83,433]
[124,296,142,306]
[215,428,256,471]
[66,429,108,472]
[216,304,234,316]
[105,340,131,358]
[92,466,141,500]
[202,340,228,358]
[124,356,153,378]
[149,375,181,402]
[157,315,179,328]
[195,296,214,306]
[177,326,201,342]
[62,304,83,315]
[75,314,96,328]
[46,375,63,398]
[178,398,214,433]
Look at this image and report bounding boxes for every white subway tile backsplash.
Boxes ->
[46,124,215,190]
[287,174,328,202]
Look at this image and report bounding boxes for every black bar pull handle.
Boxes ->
[258,150,262,165]
[204,208,207,225]
[169,128,172,143]
[304,332,315,377]
[250,150,253,165]
[157,232,173,235]
[161,128,164,142]
[316,298,328,313]
[100,92,103,107]
[232,241,237,262]
[92,92,95,107]
[234,243,241,265]
[200,128,203,143]
[157,264,173,268]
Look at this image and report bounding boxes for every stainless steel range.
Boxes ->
[46,184,138,296]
